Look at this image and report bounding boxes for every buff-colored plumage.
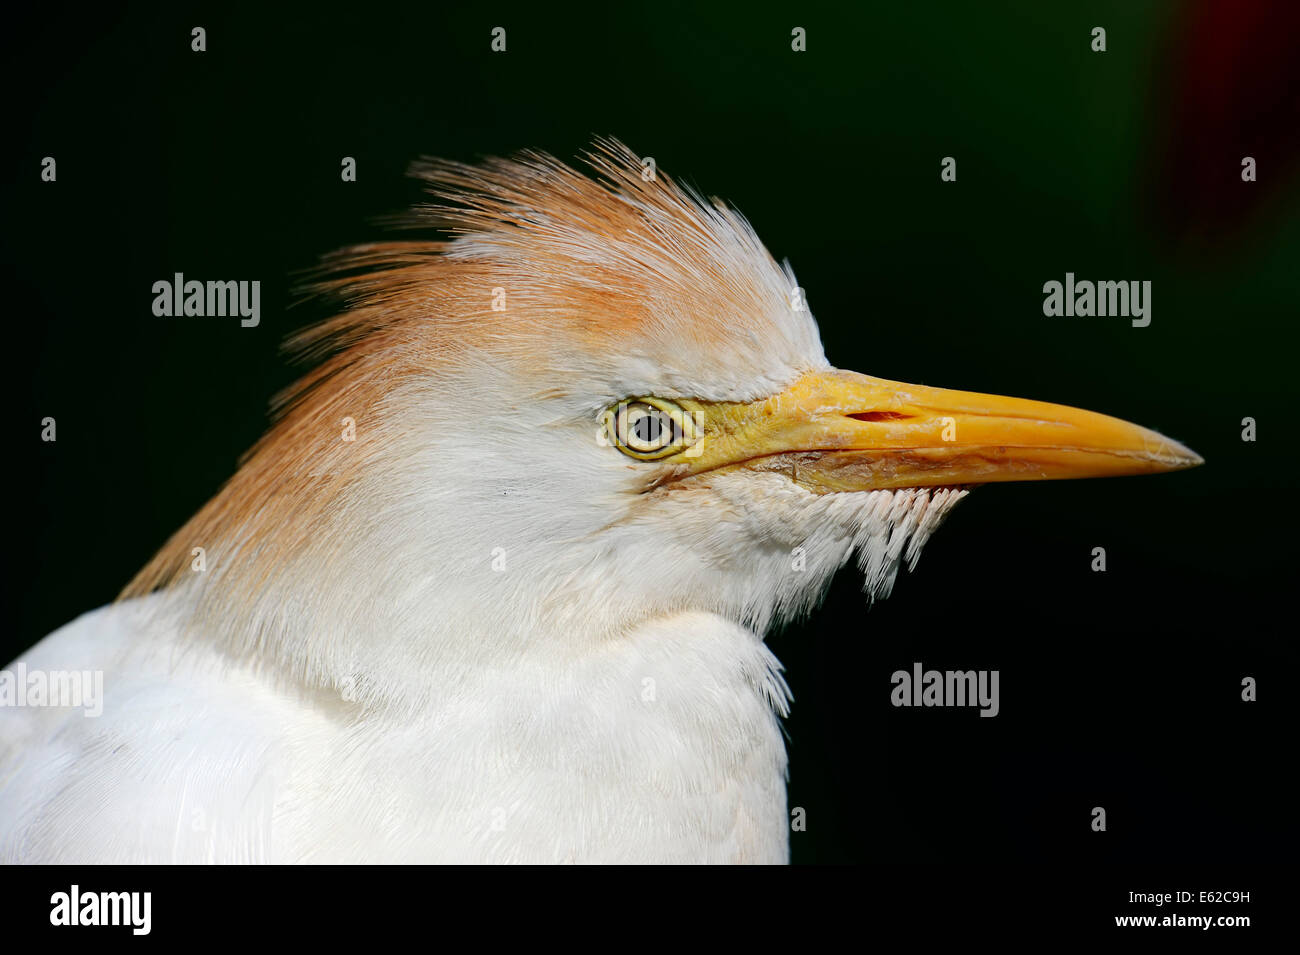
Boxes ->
[2,141,969,863]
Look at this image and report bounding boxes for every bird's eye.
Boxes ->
[604,398,697,460]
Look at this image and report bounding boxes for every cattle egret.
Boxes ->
[0,141,1201,863]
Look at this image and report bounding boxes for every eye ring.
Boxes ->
[604,397,697,460]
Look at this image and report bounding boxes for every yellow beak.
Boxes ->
[671,369,1202,492]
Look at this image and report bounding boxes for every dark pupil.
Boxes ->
[633,412,664,443]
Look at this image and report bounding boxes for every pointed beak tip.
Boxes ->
[1176,445,1206,470]
[1151,434,1204,472]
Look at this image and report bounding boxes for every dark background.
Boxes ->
[3,0,1296,875]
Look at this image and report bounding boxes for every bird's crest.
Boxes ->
[122,139,814,603]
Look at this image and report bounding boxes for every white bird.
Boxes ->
[0,141,1201,864]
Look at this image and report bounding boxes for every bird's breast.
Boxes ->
[288,611,793,863]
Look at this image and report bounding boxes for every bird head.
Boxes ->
[126,140,1201,707]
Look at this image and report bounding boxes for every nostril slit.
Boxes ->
[847,411,912,422]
